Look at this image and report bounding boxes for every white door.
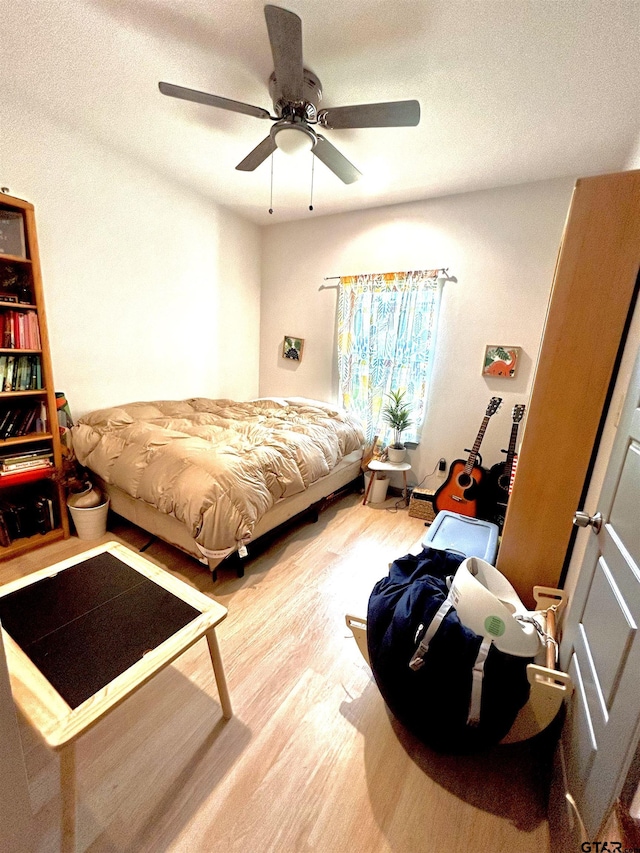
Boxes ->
[558,341,640,840]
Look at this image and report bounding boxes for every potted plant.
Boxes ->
[56,449,109,539]
[381,389,413,462]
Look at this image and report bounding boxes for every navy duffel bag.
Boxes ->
[367,547,532,753]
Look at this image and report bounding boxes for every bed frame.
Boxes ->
[96,449,363,581]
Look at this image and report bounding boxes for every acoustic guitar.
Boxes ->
[486,403,525,527]
[433,396,502,518]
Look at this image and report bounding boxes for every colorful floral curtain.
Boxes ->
[337,270,442,444]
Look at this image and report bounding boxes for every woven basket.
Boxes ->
[408,488,436,523]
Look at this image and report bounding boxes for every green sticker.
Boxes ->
[484,615,506,637]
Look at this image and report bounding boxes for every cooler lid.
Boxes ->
[422,510,500,565]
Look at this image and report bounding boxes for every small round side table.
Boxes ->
[363,459,412,506]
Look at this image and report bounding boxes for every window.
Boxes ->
[337,270,442,444]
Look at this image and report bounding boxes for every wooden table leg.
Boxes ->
[60,743,76,853]
[402,470,408,506]
[362,469,375,505]
[205,629,233,720]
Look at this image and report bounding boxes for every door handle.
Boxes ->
[573,510,603,534]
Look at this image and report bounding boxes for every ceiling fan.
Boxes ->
[159,4,420,184]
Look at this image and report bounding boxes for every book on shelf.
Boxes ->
[0,406,24,438]
[28,311,41,348]
[0,402,44,438]
[1,309,41,350]
[17,406,38,436]
[0,493,55,545]
[35,400,47,433]
[1,456,51,467]
[2,311,15,347]
[0,447,54,467]
[0,466,53,486]
[0,354,42,391]
[0,460,53,476]
[4,354,16,390]
[0,444,53,459]
[0,458,52,471]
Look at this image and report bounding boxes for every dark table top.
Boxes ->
[0,551,201,708]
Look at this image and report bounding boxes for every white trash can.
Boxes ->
[67,497,110,540]
[364,472,390,504]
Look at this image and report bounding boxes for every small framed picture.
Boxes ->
[282,335,304,362]
[482,345,521,378]
[0,210,27,258]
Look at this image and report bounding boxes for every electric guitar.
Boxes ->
[433,396,502,518]
[486,403,525,528]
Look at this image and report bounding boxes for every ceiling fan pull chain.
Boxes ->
[309,152,314,211]
[269,153,274,215]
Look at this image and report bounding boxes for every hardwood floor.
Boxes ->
[1,493,552,852]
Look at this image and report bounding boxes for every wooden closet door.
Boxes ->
[497,169,640,606]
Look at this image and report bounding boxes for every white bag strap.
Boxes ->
[467,637,493,726]
[409,593,454,671]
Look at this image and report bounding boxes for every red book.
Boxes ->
[0,467,53,486]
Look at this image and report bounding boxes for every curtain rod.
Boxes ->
[320,268,456,289]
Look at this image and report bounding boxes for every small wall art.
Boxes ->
[282,335,304,362]
[482,345,521,378]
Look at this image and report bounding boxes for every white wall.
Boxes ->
[260,178,574,487]
[626,133,640,170]
[0,106,261,420]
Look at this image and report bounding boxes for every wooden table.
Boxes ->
[363,459,411,506]
[0,541,232,853]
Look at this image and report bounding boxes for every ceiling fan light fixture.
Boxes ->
[271,122,317,155]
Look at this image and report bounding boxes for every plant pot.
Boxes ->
[67,497,110,540]
[364,472,390,504]
[67,483,104,509]
[387,446,406,463]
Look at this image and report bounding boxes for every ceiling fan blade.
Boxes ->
[264,5,304,102]
[158,82,272,120]
[319,100,420,129]
[312,135,361,184]
[236,135,278,171]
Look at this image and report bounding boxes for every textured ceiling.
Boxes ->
[5,0,640,224]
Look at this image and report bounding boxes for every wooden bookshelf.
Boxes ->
[0,191,69,555]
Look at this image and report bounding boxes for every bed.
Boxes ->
[71,397,364,578]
